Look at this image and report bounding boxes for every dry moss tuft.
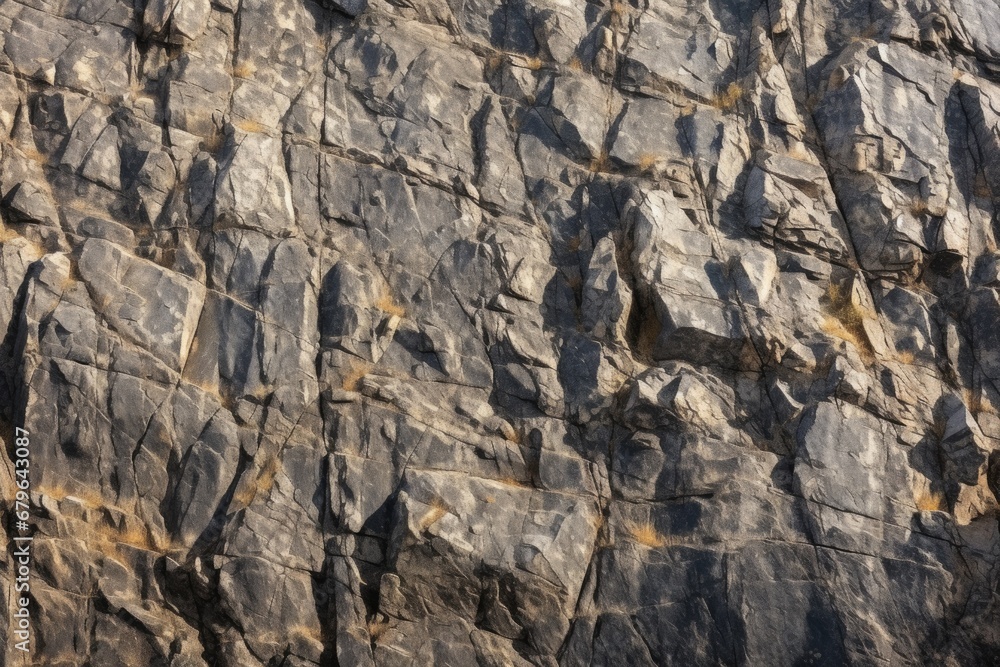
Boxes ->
[340,360,372,392]
[289,624,323,643]
[591,512,608,547]
[711,82,745,112]
[256,457,282,495]
[930,415,947,441]
[37,484,107,510]
[419,497,450,530]
[609,0,628,19]
[485,53,504,72]
[232,456,282,507]
[376,291,406,318]
[367,617,391,642]
[909,197,932,217]
[234,118,268,134]
[497,475,531,488]
[638,152,659,173]
[90,521,162,562]
[915,489,947,512]
[628,521,668,548]
[202,132,227,154]
[974,173,992,199]
[963,388,997,416]
[232,61,257,79]
[589,149,611,173]
[821,282,875,362]
[0,226,21,243]
[20,145,48,164]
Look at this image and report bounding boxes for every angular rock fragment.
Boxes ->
[78,238,206,370]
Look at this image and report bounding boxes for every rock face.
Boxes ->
[2,0,1000,665]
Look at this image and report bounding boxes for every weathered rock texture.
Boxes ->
[2,0,1000,665]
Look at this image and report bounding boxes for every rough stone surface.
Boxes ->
[1,0,1000,665]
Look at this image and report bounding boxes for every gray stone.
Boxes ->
[581,236,631,341]
[795,402,890,520]
[4,0,1000,664]
[77,238,205,370]
[214,131,296,236]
